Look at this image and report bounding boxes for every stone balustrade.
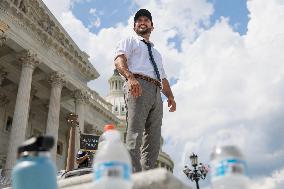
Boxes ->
[58,168,192,189]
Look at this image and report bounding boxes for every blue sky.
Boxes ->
[72,0,138,33]
[208,0,249,35]
[72,0,249,35]
[71,0,249,54]
[43,0,284,188]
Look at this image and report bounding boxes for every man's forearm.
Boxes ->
[162,79,174,99]
[115,55,134,80]
[76,156,87,164]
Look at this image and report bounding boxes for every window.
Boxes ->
[114,106,118,112]
[4,116,13,132]
[121,106,125,112]
[57,141,64,156]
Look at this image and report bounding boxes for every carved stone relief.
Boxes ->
[73,89,91,104]
[48,71,65,88]
[0,20,9,47]
[18,50,40,69]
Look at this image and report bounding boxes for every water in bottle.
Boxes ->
[12,136,58,189]
[93,124,133,189]
[97,124,114,150]
[210,134,249,189]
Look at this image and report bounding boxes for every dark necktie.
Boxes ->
[141,39,161,82]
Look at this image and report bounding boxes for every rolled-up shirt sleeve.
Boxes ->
[160,65,167,79]
[157,53,167,79]
[114,37,132,61]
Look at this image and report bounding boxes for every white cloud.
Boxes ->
[88,18,101,29]
[249,168,284,189]
[42,0,284,188]
[89,8,97,16]
[42,0,72,19]
[88,8,101,28]
[162,0,284,187]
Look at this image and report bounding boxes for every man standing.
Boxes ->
[114,9,176,172]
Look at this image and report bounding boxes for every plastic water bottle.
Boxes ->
[210,134,249,189]
[93,124,133,189]
[12,136,58,189]
[97,124,113,150]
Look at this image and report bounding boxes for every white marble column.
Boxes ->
[4,50,39,173]
[73,90,90,164]
[0,95,9,128]
[45,72,65,162]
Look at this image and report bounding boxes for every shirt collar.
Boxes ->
[135,34,155,47]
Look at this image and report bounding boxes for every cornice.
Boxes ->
[0,0,100,80]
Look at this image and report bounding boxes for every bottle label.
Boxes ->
[211,158,247,178]
[94,161,131,181]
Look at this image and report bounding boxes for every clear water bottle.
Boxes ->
[97,124,114,150]
[93,124,133,189]
[12,136,58,189]
[210,135,249,189]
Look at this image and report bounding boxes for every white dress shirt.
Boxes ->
[114,34,167,80]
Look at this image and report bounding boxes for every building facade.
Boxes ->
[0,0,120,176]
[105,70,174,172]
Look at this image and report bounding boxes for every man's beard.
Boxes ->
[135,27,152,35]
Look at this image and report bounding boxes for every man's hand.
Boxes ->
[84,154,89,159]
[115,54,142,98]
[128,77,142,98]
[167,97,176,112]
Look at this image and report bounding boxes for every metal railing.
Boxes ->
[0,172,12,188]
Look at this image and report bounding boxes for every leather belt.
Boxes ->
[133,73,162,89]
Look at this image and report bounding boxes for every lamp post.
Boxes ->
[183,153,209,189]
[65,113,79,172]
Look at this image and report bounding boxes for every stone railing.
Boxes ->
[0,170,12,188]
[89,90,113,112]
[58,168,192,189]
